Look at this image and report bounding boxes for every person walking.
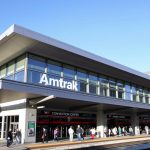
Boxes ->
[145,125,149,135]
[53,128,59,141]
[41,128,47,143]
[76,125,82,141]
[118,126,122,136]
[90,127,96,139]
[129,126,133,136]
[68,126,74,141]
[108,128,111,137]
[81,127,84,140]
[7,129,13,147]
[15,129,21,144]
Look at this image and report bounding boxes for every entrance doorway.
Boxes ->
[107,114,131,129]
[3,115,19,138]
[36,110,96,142]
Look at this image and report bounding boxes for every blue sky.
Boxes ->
[0,0,150,72]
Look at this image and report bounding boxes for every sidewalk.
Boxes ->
[1,135,150,150]
[26,135,150,150]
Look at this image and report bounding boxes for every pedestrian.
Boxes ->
[15,128,21,144]
[145,125,149,135]
[112,127,117,136]
[7,129,13,147]
[118,126,122,136]
[68,126,74,141]
[129,126,133,136]
[41,128,47,143]
[76,125,82,141]
[81,127,84,140]
[90,127,96,139]
[53,128,59,141]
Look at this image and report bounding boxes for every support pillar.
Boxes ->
[96,110,107,138]
[131,112,140,135]
[24,108,37,143]
[1,116,4,139]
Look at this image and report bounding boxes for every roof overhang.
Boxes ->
[0,24,150,87]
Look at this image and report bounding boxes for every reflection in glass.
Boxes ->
[15,71,24,82]
[125,83,131,92]
[100,76,108,96]
[63,65,75,79]
[7,61,15,75]
[110,88,116,97]
[28,70,43,84]
[125,92,131,100]
[89,73,97,94]
[0,65,6,78]
[5,75,14,80]
[16,56,25,71]
[109,79,116,98]
[77,81,87,92]
[28,55,45,72]
[77,69,87,81]
[118,90,124,99]
[48,60,62,76]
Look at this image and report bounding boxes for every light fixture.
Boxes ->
[36,95,55,104]
[37,106,45,109]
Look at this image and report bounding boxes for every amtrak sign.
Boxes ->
[39,74,78,91]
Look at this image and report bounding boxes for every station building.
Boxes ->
[0,24,150,143]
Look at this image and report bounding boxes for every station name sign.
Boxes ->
[39,74,78,91]
[52,112,79,117]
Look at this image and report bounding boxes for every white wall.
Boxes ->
[0,99,37,143]
[24,108,37,143]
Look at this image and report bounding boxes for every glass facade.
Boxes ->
[100,76,108,96]
[0,53,150,104]
[0,55,25,82]
[89,73,98,94]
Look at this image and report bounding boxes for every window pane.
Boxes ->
[28,55,45,71]
[63,65,75,79]
[109,79,116,88]
[15,116,19,122]
[89,83,97,94]
[16,56,25,71]
[0,65,6,78]
[100,76,108,96]
[110,89,116,97]
[7,61,15,75]
[125,92,131,100]
[28,70,43,84]
[132,93,136,101]
[100,86,107,96]
[139,94,143,102]
[138,87,143,94]
[125,83,131,92]
[100,75,108,85]
[77,69,87,81]
[132,85,136,93]
[145,96,149,104]
[6,75,14,80]
[15,71,24,82]
[117,80,124,90]
[118,90,124,99]
[77,81,87,92]
[89,73,97,82]
[47,60,61,76]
